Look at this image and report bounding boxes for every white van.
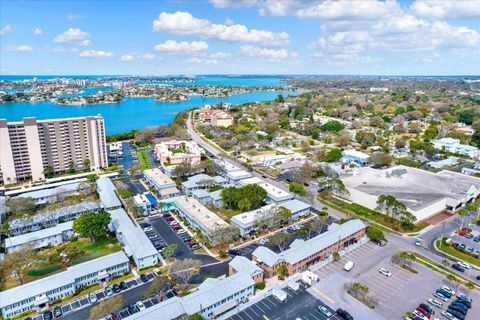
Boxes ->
[344,261,354,271]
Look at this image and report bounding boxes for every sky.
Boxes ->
[0,0,479,76]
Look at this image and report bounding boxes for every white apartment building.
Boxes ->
[173,196,230,242]
[5,221,74,253]
[237,177,294,204]
[129,271,255,320]
[432,138,480,159]
[143,168,180,199]
[155,140,202,165]
[0,116,108,185]
[0,252,129,319]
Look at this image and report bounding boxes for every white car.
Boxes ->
[412,310,428,320]
[88,293,98,303]
[433,292,448,302]
[153,268,161,277]
[441,285,456,296]
[427,298,443,308]
[379,268,392,277]
[257,238,269,245]
[143,227,154,232]
[441,311,458,320]
[457,261,470,269]
[136,301,146,311]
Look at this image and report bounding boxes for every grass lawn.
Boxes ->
[320,195,428,234]
[137,149,152,171]
[436,238,480,268]
[209,207,241,222]
[3,236,122,290]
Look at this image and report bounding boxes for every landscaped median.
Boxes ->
[137,149,152,171]
[318,195,429,234]
[435,237,480,268]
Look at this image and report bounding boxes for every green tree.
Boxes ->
[163,244,177,261]
[73,211,111,242]
[466,281,476,294]
[276,264,289,280]
[0,245,37,285]
[472,128,480,146]
[326,148,342,162]
[319,178,349,197]
[143,275,173,299]
[370,152,392,168]
[365,225,385,241]
[376,195,407,221]
[332,251,341,261]
[311,127,320,139]
[289,181,306,196]
[321,120,344,132]
[89,295,124,320]
[269,232,289,252]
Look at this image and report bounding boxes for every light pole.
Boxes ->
[439,222,446,250]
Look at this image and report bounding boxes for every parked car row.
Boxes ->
[140,221,169,253]
[162,212,200,251]
[316,305,353,320]
[451,260,471,273]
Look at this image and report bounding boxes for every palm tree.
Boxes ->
[441,259,449,268]
[458,207,469,231]
[447,274,456,287]
[466,281,475,295]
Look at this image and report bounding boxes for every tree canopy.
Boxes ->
[221,184,267,211]
[73,211,111,241]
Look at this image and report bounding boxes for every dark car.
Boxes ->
[120,281,128,290]
[43,311,53,320]
[448,308,466,320]
[228,249,240,256]
[53,306,62,318]
[110,313,121,320]
[419,303,434,314]
[140,274,149,283]
[127,304,138,315]
[182,236,192,242]
[450,302,468,314]
[163,213,171,218]
[112,283,121,293]
[336,308,353,320]
[452,264,465,272]
[139,222,151,228]
[437,289,452,298]
[454,298,471,309]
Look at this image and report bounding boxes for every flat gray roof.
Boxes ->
[5,221,74,248]
[12,182,82,200]
[0,251,128,308]
[96,177,122,209]
[229,256,262,277]
[279,199,311,214]
[109,208,158,260]
[342,165,480,211]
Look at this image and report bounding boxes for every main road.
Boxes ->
[187,111,480,283]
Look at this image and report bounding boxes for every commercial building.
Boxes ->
[226,169,252,183]
[252,219,367,277]
[238,177,294,204]
[341,149,370,166]
[9,201,100,236]
[155,140,202,165]
[342,165,480,221]
[0,116,108,185]
[143,168,180,199]
[181,173,228,195]
[173,196,229,242]
[198,108,234,127]
[228,256,264,284]
[432,138,479,159]
[0,252,129,319]
[129,272,255,320]
[108,208,159,268]
[5,221,74,253]
[230,200,310,237]
[240,150,276,164]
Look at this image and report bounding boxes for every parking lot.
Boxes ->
[312,241,480,320]
[227,282,343,320]
[148,215,217,264]
[118,176,147,195]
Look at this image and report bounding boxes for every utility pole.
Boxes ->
[439,221,446,250]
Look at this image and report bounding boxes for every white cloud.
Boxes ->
[79,50,114,58]
[0,24,13,36]
[154,40,208,54]
[186,57,219,64]
[153,11,289,46]
[209,51,232,59]
[210,0,258,8]
[120,53,156,62]
[411,0,480,19]
[240,45,292,60]
[52,47,79,53]
[224,18,234,26]
[33,27,43,35]
[6,45,34,52]
[54,28,92,46]
[67,13,87,20]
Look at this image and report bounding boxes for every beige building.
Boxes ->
[0,116,108,185]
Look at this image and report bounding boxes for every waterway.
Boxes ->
[0,90,298,134]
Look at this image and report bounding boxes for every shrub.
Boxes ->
[255,281,266,290]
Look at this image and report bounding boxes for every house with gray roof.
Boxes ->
[96,176,122,209]
[228,256,263,284]
[181,173,228,195]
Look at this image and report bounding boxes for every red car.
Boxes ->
[458,230,467,236]
[416,307,431,319]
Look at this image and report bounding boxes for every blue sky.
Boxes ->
[1,0,479,75]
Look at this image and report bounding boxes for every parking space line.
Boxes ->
[260,300,272,310]
[242,310,255,320]
[255,303,268,314]
[246,306,261,318]
[311,287,335,304]
[309,311,322,320]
